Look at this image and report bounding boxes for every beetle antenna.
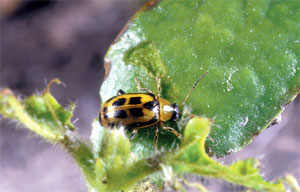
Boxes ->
[181,71,208,107]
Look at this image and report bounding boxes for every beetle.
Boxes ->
[99,72,208,147]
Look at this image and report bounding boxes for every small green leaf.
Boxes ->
[90,122,159,191]
[0,79,74,141]
[100,0,300,156]
[168,117,285,192]
[0,80,97,190]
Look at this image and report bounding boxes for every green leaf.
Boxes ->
[100,0,300,156]
[167,117,285,192]
[0,79,74,141]
[0,80,97,191]
[90,121,160,191]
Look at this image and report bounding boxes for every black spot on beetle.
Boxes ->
[129,97,142,104]
[129,108,144,117]
[143,100,159,110]
[103,107,107,112]
[112,98,126,106]
[114,110,128,119]
[104,113,108,119]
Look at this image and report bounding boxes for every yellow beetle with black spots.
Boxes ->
[99,72,208,147]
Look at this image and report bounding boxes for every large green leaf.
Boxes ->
[100,0,300,156]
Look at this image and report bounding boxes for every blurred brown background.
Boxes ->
[0,1,299,191]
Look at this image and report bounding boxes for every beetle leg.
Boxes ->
[160,122,182,139]
[135,79,153,93]
[154,124,159,150]
[117,89,125,95]
[130,129,138,140]
[155,76,161,98]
